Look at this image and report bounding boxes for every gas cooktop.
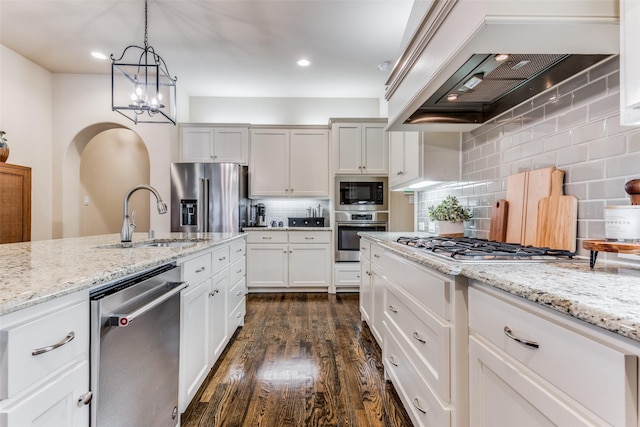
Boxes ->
[396,236,576,262]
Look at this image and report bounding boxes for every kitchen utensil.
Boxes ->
[307,207,315,217]
[523,167,554,245]
[505,171,528,243]
[535,169,578,252]
[489,199,509,242]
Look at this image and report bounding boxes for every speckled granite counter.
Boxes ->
[361,232,640,344]
[0,232,245,316]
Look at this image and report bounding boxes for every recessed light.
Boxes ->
[91,51,107,60]
[377,61,391,71]
[494,54,510,62]
[447,93,459,101]
[297,59,311,67]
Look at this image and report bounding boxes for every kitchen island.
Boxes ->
[359,231,640,427]
[0,232,246,316]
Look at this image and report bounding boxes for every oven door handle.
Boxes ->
[105,281,188,327]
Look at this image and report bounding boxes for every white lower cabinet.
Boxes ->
[468,284,637,427]
[178,237,246,414]
[0,291,91,427]
[333,263,360,292]
[246,231,331,291]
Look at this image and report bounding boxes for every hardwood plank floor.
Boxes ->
[181,293,414,427]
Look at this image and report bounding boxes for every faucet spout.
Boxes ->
[121,184,168,242]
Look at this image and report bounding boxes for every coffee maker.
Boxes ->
[255,203,266,227]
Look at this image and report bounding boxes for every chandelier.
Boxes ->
[111,0,177,124]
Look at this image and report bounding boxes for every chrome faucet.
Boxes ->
[121,185,168,242]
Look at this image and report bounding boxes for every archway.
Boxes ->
[62,123,151,238]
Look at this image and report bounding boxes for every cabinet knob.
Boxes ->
[195,267,206,273]
[209,289,220,297]
[218,256,226,261]
[388,305,398,313]
[77,391,93,407]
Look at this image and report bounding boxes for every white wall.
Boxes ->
[0,45,53,241]
[189,96,381,124]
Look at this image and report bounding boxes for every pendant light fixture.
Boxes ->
[111,0,177,124]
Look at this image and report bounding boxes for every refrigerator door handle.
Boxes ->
[203,178,210,233]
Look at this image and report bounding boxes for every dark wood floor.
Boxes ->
[181,293,414,427]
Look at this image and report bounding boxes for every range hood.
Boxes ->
[405,53,611,125]
[385,0,620,132]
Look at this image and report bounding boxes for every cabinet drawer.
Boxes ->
[359,239,371,260]
[230,239,246,262]
[469,285,636,427]
[384,251,450,321]
[228,278,246,313]
[246,231,288,244]
[228,296,246,332]
[384,324,451,427]
[335,266,361,286]
[211,245,230,273]
[230,257,246,286]
[183,252,212,284]
[371,244,384,265]
[385,282,450,401]
[288,231,331,244]
[0,301,89,399]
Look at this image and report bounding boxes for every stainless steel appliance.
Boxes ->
[395,236,576,262]
[170,163,248,233]
[90,264,187,427]
[288,217,325,227]
[335,211,388,262]
[336,176,388,211]
[255,203,266,227]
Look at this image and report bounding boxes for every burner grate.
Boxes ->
[396,236,575,260]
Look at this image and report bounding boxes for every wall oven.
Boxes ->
[335,211,388,262]
[336,176,388,211]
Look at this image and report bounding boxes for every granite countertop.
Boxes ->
[0,232,246,316]
[243,227,332,231]
[361,232,640,344]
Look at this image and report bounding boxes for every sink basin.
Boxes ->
[96,239,207,249]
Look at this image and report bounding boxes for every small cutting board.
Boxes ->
[505,171,528,244]
[489,199,509,242]
[523,167,554,246]
[535,169,578,252]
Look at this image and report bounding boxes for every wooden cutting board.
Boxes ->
[489,199,509,242]
[505,172,528,244]
[536,169,578,252]
[523,167,555,246]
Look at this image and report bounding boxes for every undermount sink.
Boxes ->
[96,239,207,249]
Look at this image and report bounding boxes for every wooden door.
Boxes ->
[0,163,31,243]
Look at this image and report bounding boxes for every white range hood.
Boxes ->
[385,0,620,132]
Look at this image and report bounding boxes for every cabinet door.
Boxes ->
[179,279,211,412]
[249,129,289,197]
[181,127,214,162]
[469,336,602,427]
[402,132,421,182]
[246,244,288,288]
[210,269,229,362]
[359,259,372,322]
[361,123,388,175]
[389,132,405,187]
[370,264,385,344]
[1,361,89,427]
[621,0,640,125]
[213,127,248,164]
[333,123,362,174]
[288,244,331,287]
[289,129,329,197]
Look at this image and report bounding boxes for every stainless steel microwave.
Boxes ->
[335,176,388,211]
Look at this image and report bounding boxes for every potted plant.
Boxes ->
[428,195,472,237]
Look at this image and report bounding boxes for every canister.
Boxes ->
[604,205,640,241]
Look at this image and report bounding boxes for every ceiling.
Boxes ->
[0,0,414,99]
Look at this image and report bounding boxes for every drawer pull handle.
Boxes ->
[413,397,428,414]
[236,290,243,296]
[218,256,226,261]
[195,267,206,273]
[237,312,243,318]
[236,248,243,252]
[304,237,315,240]
[209,289,220,297]
[77,391,93,406]
[413,332,427,344]
[262,236,272,240]
[388,305,398,313]
[388,355,399,366]
[361,247,367,251]
[373,254,380,258]
[236,269,243,274]
[504,326,539,349]
[32,331,75,356]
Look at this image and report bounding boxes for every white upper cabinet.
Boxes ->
[389,131,460,190]
[621,0,640,126]
[333,121,388,175]
[180,125,249,164]
[250,127,329,198]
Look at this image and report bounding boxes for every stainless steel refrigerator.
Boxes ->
[170,163,248,233]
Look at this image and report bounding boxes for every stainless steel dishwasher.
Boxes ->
[89,264,187,427]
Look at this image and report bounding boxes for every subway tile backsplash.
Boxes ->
[416,55,640,262]
[250,198,330,226]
